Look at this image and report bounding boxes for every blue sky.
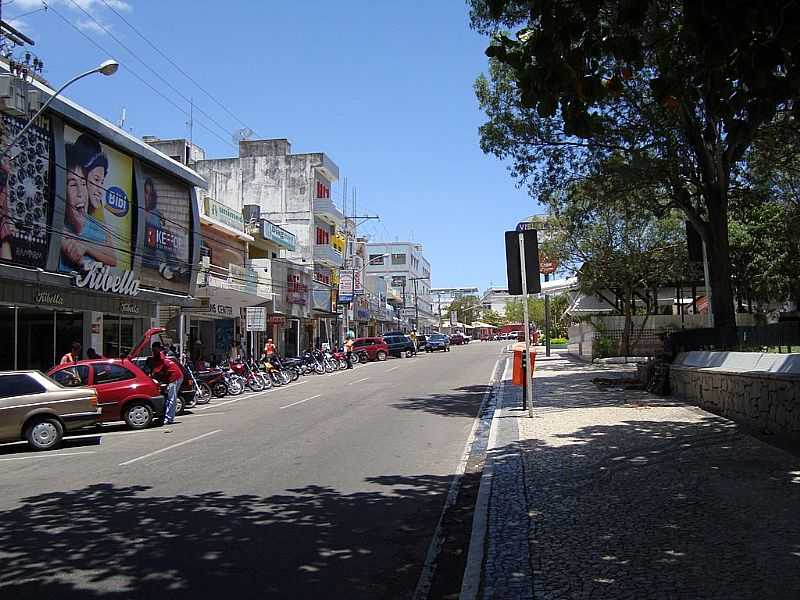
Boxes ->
[7,0,541,291]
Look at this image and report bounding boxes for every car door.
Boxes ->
[90,363,137,422]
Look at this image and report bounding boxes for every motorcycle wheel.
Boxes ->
[248,376,264,392]
[337,359,347,370]
[184,393,197,410]
[323,360,335,374]
[259,374,273,389]
[270,371,283,386]
[314,363,325,375]
[350,353,360,365]
[227,379,243,396]
[212,382,227,398]
[289,367,300,382]
[197,383,212,404]
[280,370,292,386]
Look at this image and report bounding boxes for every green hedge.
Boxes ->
[549,337,568,345]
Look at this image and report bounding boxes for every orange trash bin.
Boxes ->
[511,342,536,385]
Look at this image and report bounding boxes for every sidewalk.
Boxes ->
[468,351,800,600]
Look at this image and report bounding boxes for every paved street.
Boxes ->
[0,343,501,600]
[476,352,800,600]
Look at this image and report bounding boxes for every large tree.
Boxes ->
[471,0,800,343]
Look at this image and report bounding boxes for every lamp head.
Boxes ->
[97,60,119,76]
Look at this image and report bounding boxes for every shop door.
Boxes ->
[55,312,83,365]
[285,320,299,357]
[103,315,137,358]
[0,307,13,370]
[19,308,56,371]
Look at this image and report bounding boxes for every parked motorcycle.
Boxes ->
[300,350,325,375]
[229,359,265,392]
[181,359,214,404]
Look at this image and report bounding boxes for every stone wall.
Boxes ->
[670,352,800,442]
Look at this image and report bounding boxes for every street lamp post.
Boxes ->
[1,59,119,159]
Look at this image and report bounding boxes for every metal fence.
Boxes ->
[670,322,800,353]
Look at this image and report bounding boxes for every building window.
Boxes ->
[391,253,406,265]
[368,254,385,266]
[316,227,330,245]
[316,181,330,199]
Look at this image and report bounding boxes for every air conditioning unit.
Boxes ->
[0,75,27,117]
[200,256,211,270]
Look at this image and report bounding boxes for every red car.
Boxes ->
[351,337,390,362]
[47,328,191,430]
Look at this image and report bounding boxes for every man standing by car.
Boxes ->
[344,336,354,369]
[148,342,183,431]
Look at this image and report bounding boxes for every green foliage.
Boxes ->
[481,309,507,327]
[593,335,615,359]
[504,296,545,325]
[549,337,568,346]
[444,295,482,325]
[470,0,800,333]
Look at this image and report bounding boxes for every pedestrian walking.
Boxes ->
[59,342,82,365]
[264,338,276,358]
[344,336,354,369]
[147,342,184,432]
[409,330,418,356]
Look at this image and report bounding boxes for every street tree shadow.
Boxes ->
[499,413,800,599]
[0,474,459,600]
[390,384,490,418]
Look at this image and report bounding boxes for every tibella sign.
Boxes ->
[35,290,65,306]
[74,264,141,297]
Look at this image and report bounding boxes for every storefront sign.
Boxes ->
[74,264,141,296]
[246,307,267,332]
[209,303,235,316]
[204,197,245,231]
[338,271,354,303]
[268,315,286,325]
[34,290,64,306]
[119,301,141,315]
[262,220,297,251]
[353,269,364,294]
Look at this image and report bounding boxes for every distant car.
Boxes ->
[449,333,466,345]
[426,334,450,352]
[463,334,472,343]
[351,337,390,362]
[383,334,416,357]
[0,371,100,450]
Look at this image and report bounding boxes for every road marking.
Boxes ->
[192,398,240,411]
[0,451,97,462]
[387,366,400,372]
[119,430,222,466]
[185,412,228,417]
[279,394,321,409]
[348,377,370,385]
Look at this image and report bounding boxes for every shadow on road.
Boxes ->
[0,474,459,600]
[389,384,490,418]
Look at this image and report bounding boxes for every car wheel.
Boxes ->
[25,417,64,451]
[176,395,185,415]
[124,401,154,430]
[376,350,387,361]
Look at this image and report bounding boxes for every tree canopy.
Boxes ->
[470,0,800,341]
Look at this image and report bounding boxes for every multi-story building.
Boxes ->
[191,139,345,352]
[144,137,300,357]
[430,287,480,327]
[365,241,435,332]
[481,287,515,316]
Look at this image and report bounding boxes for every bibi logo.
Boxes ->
[105,186,129,217]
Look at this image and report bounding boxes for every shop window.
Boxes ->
[0,373,45,398]
[391,253,406,265]
[316,227,330,245]
[93,363,136,384]
[52,365,90,388]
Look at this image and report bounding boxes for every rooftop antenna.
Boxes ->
[117,107,126,129]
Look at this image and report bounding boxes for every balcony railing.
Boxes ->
[313,198,345,226]
[313,244,344,268]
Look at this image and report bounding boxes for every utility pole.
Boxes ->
[544,272,551,357]
[414,279,419,332]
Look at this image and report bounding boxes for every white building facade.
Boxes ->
[365,242,435,332]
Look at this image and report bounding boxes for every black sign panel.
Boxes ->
[505,230,541,295]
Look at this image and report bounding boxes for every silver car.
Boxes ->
[0,371,101,450]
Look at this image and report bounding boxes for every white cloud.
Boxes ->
[75,17,110,35]
[9,0,132,13]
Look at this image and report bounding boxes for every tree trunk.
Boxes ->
[704,187,738,347]
[620,291,634,358]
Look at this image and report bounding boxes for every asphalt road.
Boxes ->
[0,341,503,600]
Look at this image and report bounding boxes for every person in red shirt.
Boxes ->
[147,342,183,430]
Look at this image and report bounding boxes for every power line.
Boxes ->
[98,0,257,137]
[63,0,237,144]
[44,2,236,151]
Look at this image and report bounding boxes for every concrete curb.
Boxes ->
[459,358,511,600]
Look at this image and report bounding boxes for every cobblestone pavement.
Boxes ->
[491,353,800,600]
